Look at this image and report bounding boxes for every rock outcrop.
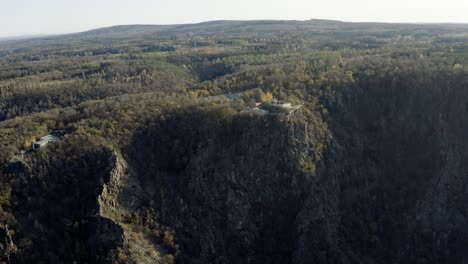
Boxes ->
[2,93,468,263]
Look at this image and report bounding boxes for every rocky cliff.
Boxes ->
[1,89,468,263]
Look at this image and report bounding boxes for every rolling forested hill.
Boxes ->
[1,20,468,264]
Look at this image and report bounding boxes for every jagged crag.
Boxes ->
[1,20,468,263]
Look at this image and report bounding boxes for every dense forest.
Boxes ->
[1,20,468,263]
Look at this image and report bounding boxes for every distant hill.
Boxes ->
[69,19,468,38]
[69,20,344,39]
[0,19,467,58]
[2,19,468,46]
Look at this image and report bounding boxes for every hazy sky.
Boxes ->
[1,0,468,37]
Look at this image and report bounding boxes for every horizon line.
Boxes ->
[2,18,468,39]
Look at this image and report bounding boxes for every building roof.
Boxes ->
[40,135,60,143]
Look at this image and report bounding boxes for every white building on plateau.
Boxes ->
[32,135,61,150]
[270,101,292,109]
